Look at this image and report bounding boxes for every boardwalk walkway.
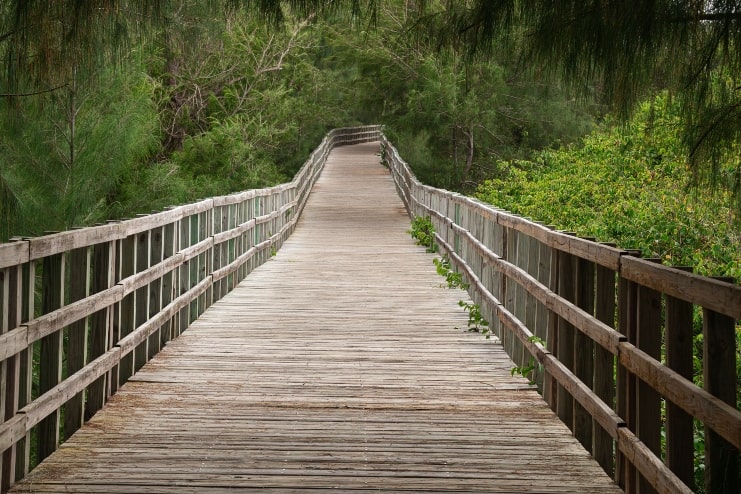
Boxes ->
[11,143,622,492]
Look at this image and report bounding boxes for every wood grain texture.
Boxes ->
[9,143,620,493]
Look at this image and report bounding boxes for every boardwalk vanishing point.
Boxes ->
[11,142,623,493]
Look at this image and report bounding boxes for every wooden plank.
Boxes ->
[616,427,693,494]
[117,235,136,385]
[594,262,617,477]
[28,224,121,261]
[63,247,90,440]
[0,267,8,491]
[617,275,638,492]
[636,274,662,494]
[86,242,114,419]
[556,249,575,432]
[665,272,695,490]
[23,285,122,346]
[147,227,163,360]
[37,253,65,462]
[134,231,150,372]
[0,242,29,270]
[160,222,176,347]
[621,255,741,319]
[703,301,739,494]
[21,350,122,430]
[574,254,595,454]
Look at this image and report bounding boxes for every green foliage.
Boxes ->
[457,300,491,338]
[433,254,469,290]
[408,215,438,253]
[511,336,545,385]
[0,62,160,238]
[475,94,741,278]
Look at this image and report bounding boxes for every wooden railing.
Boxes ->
[382,136,741,494]
[0,125,383,492]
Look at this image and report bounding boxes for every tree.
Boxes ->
[410,1,741,201]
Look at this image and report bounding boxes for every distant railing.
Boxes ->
[0,125,383,492]
[382,136,740,494]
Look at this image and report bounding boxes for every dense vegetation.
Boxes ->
[476,95,740,279]
[0,1,739,273]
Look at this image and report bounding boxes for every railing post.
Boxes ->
[37,252,65,462]
[147,227,163,360]
[555,247,575,432]
[87,240,115,418]
[118,233,136,384]
[665,267,694,490]
[594,255,617,477]
[0,267,10,491]
[64,247,90,438]
[574,252,595,454]
[134,230,150,372]
[160,221,176,347]
[703,279,739,494]
[617,269,639,493]
[636,261,662,494]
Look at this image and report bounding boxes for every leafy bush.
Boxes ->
[475,95,740,278]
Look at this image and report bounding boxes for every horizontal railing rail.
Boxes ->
[0,125,383,492]
[382,136,740,494]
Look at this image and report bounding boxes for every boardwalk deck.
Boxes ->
[11,143,623,493]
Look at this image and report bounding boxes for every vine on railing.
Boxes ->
[384,135,740,494]
[0,125,383,492]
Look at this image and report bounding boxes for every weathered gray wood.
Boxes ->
[37,253,65,462]
[15,262,33,481]
[63,247,89,440]
[0,243,28,270]
[147,227,163,360]
[134,231,150,372]
[86,242,114,419]
[117,235,136,385]
[9,142,620,494]
[160,222,176,347]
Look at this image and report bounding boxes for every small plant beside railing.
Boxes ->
[407,215,438,253]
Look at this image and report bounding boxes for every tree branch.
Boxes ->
[0,84,68,98]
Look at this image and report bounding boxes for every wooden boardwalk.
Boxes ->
[11,143,622,493]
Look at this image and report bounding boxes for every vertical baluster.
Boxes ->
[617,271,639,493]
[636,263,662,494]
[134,230,150,372]
[87,241,114,417]
[16,260,33,480]
[594,259,617,477]
[574,253,595,453]
[161,221,176,347]
[0,267,9,491]
[703,282,739,494]
[37,253,65,462]
[63,247,89,438]
[556,248,575,432]
[118,234,136,384]
[147,227,163,360]
[665,269,694,490]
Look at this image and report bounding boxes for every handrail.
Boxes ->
[0,125,383,492]
[381,136,741,494]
